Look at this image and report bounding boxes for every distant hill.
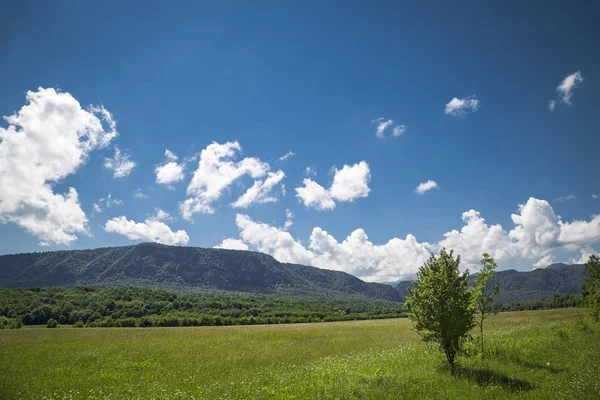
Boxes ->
[0,244,588,305]
[395,263,587,304]
[0,243,401,302]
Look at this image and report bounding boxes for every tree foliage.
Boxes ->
[472,253,500,353]
[46,318,59,328]
[406,249,474,367]
[582,255,600,322]
[0,286,406,328]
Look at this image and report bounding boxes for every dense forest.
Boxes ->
[0,287,583,329]
[0,286,406,328]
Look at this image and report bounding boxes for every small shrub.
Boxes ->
[73,321,84,328]
[46,318,59,328]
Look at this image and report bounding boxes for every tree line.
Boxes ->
[0,286,406,328]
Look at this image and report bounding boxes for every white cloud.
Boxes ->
[329,161,371,202]
[593,195,599,199]
[444,95,479,117]
[438,210,516,268]
[372,118,406,139]
[226,213,432,282]
[231,170,286,208]
[155,149,185,186]
[104,146,135,178]
[509,198,561,259]
[295,179,336,210]
[414,180,439,195]
[180,141,270,219]
[308,227,433,282]
[569,247,598,264]
[533,254,555,268]
[104,210,189,245]
[219,197,600,282]
[372,118,394,138]
[557,71,584,105]
[214,238,249,251]
[296,161,370,210]
[236,214,316,265]
[150,208,173,222]
[277,151,295,162]
[0,87,117,245]
[558,214,600,247]
[165,149,178,161]
[548,100,556,111]
[283,209,294,231]
[392,125,407,137]
[304,166,317,177]
[554,194,576,202]
[93,193,123,214]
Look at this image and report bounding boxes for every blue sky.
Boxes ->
[1,1,599,281]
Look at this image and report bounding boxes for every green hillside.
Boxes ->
[0,243,401,302]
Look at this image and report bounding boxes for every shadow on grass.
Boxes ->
[488,347,568,374]
[513,358,568,374]
[453,366,533,392]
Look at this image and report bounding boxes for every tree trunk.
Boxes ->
[480,319,484,353]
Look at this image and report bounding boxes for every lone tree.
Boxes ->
[582,255,600,322]
[472,253,500,353]
[46,318,59,328]
[406,249,474,368]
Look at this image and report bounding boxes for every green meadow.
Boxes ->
[0,308,598,399]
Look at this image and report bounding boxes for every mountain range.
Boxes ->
[395,262,587,304]
[0,243,401,301]
[0,243,588,304]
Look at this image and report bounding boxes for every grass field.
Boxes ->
[1,308,598,399]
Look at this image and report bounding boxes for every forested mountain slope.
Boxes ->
[0,243,401,301]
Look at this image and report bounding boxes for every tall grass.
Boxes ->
[0,309,598,399]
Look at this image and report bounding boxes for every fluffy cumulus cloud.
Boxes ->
[444,95,479,117]
[216,197,600,282]
[372,117,407,139]
[104,209,189,245]
[414,180,438,195]
[570,247,598,264]
[104,146,136,178]
[329,161,371,201]
[296,161,371,210]
[557,71,584,105]
[295,179,336,210]
[232,170,286,208]
[155,149,185,186]
[438,210,516,267]
[180,141,271,219]
[235,214,316,265]
[0,87,117,245]
[558,214,600,247]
